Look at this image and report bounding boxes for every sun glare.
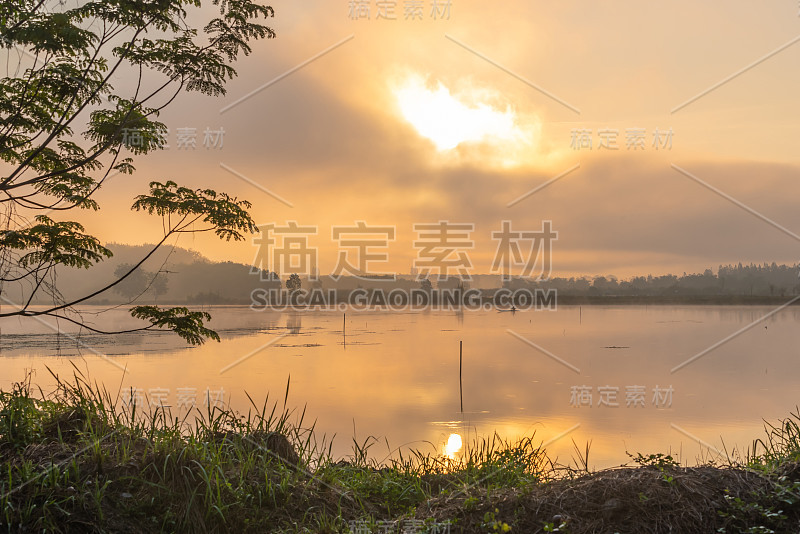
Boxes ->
[444,433,463,459]
[393,75,522,151]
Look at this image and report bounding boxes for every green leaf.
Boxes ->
[132,180,257,241]
[131,305,220,345]
[0,215,112,269]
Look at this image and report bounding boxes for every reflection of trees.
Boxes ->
[286,313,302,335]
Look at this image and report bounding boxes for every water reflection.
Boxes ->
[2,305,799,469]
[286,313,302,335]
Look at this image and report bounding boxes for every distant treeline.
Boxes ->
[512,263,800,298]
[39,244,800,305]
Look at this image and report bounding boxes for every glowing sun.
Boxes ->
[393,75,522,151]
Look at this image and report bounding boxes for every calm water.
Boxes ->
[2,304,800,469]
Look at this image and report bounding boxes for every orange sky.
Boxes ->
[61,1,800,277]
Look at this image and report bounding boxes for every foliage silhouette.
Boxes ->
[0,0,275,344]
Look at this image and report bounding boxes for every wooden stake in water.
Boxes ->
[459,340,463,413]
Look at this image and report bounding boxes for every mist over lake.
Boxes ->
[4,304,799,469]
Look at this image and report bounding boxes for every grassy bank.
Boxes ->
[2,371,800,533]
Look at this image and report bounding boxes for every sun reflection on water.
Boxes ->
[444,433,463,459]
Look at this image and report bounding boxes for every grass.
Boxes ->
[2,370,800,533]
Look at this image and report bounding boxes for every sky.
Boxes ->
[78,0,800,278]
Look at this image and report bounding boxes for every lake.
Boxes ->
[2,304,799,470]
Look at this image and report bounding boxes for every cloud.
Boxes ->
[63,0,800,277]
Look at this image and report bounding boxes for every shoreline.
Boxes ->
[28,294,800,309]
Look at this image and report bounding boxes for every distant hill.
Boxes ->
[104,242,208,266]
[31,245,800,306]
[38,243,277,306]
